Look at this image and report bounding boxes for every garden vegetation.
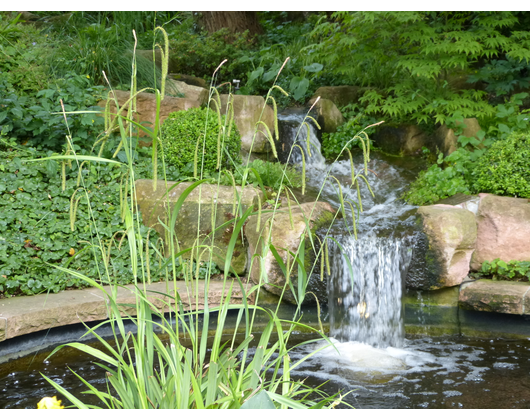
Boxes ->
[2,10,530,408]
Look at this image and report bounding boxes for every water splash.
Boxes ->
[328,236,412,347]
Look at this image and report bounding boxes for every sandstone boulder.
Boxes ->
[98,90,202,143]
[308,98,345,133]
[169,73,208,89]
[165,79,208,105]
[416,205,477,289]
[212,94,275,154]
[245,201,337,304]
[470,194,530,270]
[431,118,482,156]
[371,124,428,156]
[135,179,264,275]
[310,86,366,108]
[459,280,530,315]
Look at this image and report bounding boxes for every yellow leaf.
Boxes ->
[69,248,75,256]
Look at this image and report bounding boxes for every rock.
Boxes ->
[245,201,338,304]
[470,194,530,270]
[169,73,208,89]
[415,205,477,289]
[212,94,276,154]
[308,98,345,133]
[310,86,367,108]
[165,79,209,105]
[430,118,482,156]
[372,119,482,157]
[459,280,530,315]
[135,179,264,275]
[371,124,428,156]
[97,90,202,144]
[0,281,254,342]
[435,194,480,215]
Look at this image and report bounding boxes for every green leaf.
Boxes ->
[303,63,323,73]
[241,391,276,409]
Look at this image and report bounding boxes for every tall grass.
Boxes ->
[34,27,357,409]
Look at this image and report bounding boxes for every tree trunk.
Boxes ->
[196,11,262,36]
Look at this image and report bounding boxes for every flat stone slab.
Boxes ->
[0,280,254,342]
[459,280,530,315]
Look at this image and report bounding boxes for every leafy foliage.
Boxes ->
[221,159,302,192]
[161,107,241,175]
[307,12,530,125]
[0,147,154,297]
[321,104,379,160]
[402,159,472,206]
[472,131,530,198]
[0,15,54,95]
[467,57,530,100]
[473,259,530,282]
[168,27,255,83]
[0,72,106,150]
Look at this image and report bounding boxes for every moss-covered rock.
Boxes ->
[417,205,476,288]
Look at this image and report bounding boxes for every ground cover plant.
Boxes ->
[472,259,530,282]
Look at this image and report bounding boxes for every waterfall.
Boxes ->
[278,110,418,347]
[327,236,412,347]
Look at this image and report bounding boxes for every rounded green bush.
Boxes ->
[161,107,241,174]
[472,131,530,198]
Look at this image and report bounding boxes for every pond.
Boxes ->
[2,309,530,409]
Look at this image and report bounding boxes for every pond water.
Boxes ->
[287,334,530,409]
[2,320,530,409]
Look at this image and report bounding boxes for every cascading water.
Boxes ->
[277,111,418,347]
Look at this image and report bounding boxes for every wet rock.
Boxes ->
[459,280,530,315]
[135,179,263,275]
[413,205,477,289]
[245,201,338,305]
[406,231,445,290]
[471,194,530,270]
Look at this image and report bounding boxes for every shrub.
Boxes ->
[168,27,254,79]
[472,131,530,198]
[161,107,241,175]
